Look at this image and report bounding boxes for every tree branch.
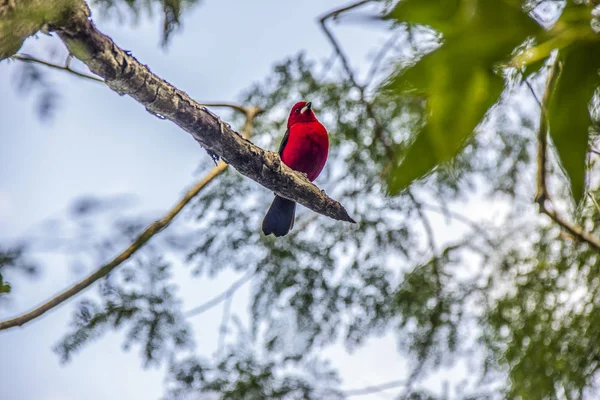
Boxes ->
[0,105,262,331]
[10,53,256,119]
[198,102,249,115]
[11,53,255,122]
[533,55,600,250]
[30,1,355,224]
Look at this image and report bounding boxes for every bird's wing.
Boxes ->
[278,127,290,156]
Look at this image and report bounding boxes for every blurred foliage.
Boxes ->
[380,0,600,205]
[6,0,600,399]
[548,41,600,205]
[0,275,10,294]
[0,246,39,297]
[11,59,60,119]
[56,257,193,366]
[44,50,506,398]
[485,224,600,399]
[90,0,203,46]
[382,0,542,195]
[167,348,343,400]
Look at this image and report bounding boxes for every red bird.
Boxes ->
[262,101,329,237]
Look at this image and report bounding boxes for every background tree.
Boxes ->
[2,0,600,399]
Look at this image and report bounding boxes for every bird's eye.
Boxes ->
[295,108,300,113]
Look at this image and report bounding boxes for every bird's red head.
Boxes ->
[287,101,317,128]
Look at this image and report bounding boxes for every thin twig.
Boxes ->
[0,165,225,330]
[217,293,233,357]
[404,190,444,398]
[398,361,427,400]
[319,0,372,90]
[589,192,600,215]
[533,58,555,206]
[11,53,104,82]
[342,379,405,397]
[0,106,262,331]
[420,186,497,248]
[321,0,373,21]
[364,30,402,88]
[11,55,254,117]
[319,0,394,158]
[13,54,253,117]
[201,102,249,115]
[319,51,338,81]
[523,77,543,109]
[532,55,600,250]
[185,268,256,318]
[419,202,495,246]
[184,216,318,319]
[407,190,437,256]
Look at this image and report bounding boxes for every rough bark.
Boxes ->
[1,0,355,224]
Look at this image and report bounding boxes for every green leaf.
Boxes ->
[0,274,11,294]
[385,0,462,35]
[549,42,600,205]
[381,0,542,194]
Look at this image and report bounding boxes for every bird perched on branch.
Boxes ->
[262,101,329,237]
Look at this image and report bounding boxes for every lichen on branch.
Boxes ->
[0,0,84,59]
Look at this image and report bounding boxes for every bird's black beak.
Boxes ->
[301,102,312,114]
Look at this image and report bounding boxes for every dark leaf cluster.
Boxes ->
[91,0,203,46]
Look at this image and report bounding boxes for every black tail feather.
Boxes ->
[262,196,296,237]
